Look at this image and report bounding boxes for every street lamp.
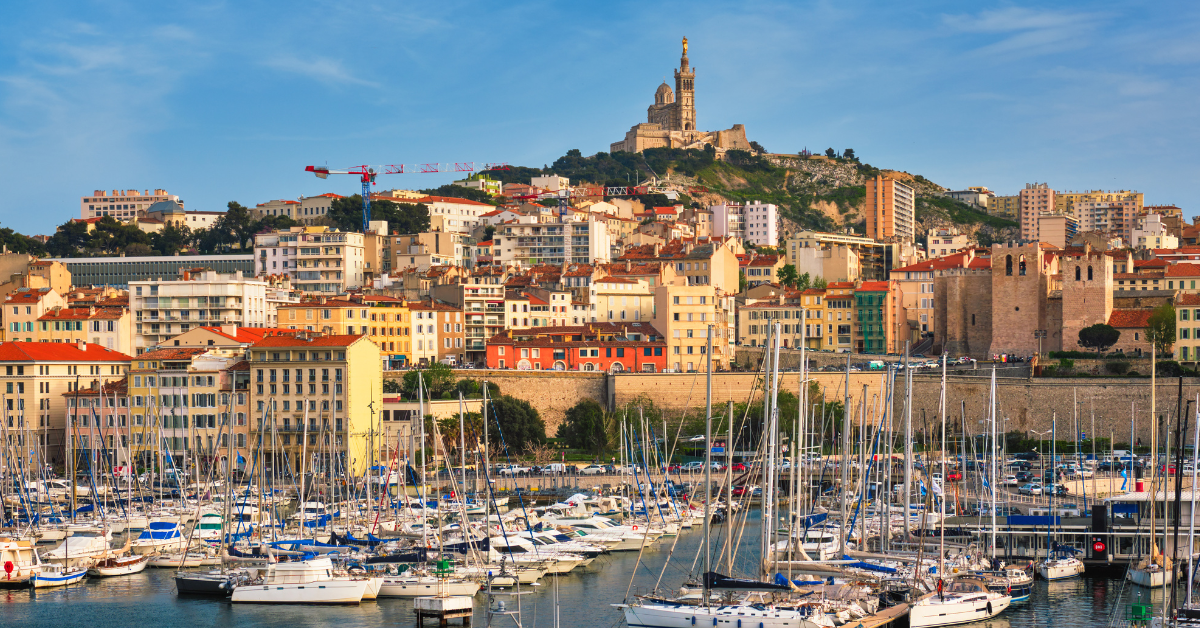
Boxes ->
[1033,330,1047,360]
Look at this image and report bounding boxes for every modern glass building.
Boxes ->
[44,255,255,287]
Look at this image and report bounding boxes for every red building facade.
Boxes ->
[485,322,667,372]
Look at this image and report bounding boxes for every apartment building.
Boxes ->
[390,232,472,271]
[165,325,302,351]
[4,288,66,342]
[593,276,654,323]
[1038,214,1080,249]
[925,229,969,258]
[1133,214,1179,249]
[62,379,130,471]
[651,284,734,372]
[824,282,856,352]
[785,232,869,284]
[424,196,496,234]
[253,226,365,294]
[37,306,132,354]
[1056,189,1143,217]
[493,214,612,267]
[0,341,131,465]
[81,189,180,220]
[864,175,916,242]
[247,334,381,476]
[486,322,667,372]
[799,288,827,350]
[408,300,460,366]
[855,281,897,354]
[987,195,1020,219]
[129,269,272,354]
[1019,183,1056,241]
[1076,201,1137,243]
[743,255,784,288]
[505,289,571,329]
[276,296,411,369]
[710,201,778,246]
[127,348,247,473]
[738,301,810,349]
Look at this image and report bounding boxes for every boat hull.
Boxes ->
[88,556,149,577]
[909,593,1011,628]
[1127,566,1175,588]
[231,579,368,604]
[622,602,829,628]
[30,569,87,588]
[378,578,481,597]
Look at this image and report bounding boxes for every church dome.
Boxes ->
[654,81,674,105]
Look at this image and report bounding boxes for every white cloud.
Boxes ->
[262,54,380,88]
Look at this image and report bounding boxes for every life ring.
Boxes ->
[633,525,639,531]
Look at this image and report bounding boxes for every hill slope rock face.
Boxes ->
[492,149,1017,242]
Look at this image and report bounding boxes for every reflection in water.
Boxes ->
[0,516,1189,627]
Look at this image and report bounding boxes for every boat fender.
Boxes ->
[1007,586,1011,595]
[691,617,695,625]
[987,602,993,615]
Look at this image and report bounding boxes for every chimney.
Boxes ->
[625,259,631,271]
[77,340,86,352]
[221,323,237,337]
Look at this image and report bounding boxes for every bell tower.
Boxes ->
[673,36,696,132]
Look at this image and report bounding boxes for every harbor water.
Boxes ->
[0,512,1187,627]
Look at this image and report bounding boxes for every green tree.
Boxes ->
[776,264,798,288]
[1078,323,1121,355]
[383,379,402,394]
[402,363,457,399]
[151,223,191,256]
[1146,304,1177,356]
[812,276,828,289]
[825,148,836,158]
[488,395,547,453]
[557,398,610,456]
[843,148,856,161]
[46,220,92,257]
[738,270,747,293]
[327,195,430,234]
[0,224,47,256]
[223,202,257,250]
[795,272,812,291]
[123,242,155,256]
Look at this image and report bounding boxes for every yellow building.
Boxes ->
[1057,189,1144,216]
[277,295,411,369]
[127,348,247,473]
[987,195,1020,219]
[247,334,382,476]
[4,288,66,343]
[37,306,132,354]
[651,284,733,371]
[0,341,131,465]
[799,288,827,350]
[824,282,856,352]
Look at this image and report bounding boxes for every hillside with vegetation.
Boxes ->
[483,147,1019,245]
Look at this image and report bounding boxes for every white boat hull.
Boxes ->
[30,569,87,588]
[909,593,1011,628]
[622,602,832,628]
[232,579,368,604]
[378,578,481,597]
[1038,558,1085,581]
[88,555,149,577]
[1128,566,1175,588]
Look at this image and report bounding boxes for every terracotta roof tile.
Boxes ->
[0,342,131,362]
[137,347,208,361]
[251,334,364,348]
[1107,310,1153,328]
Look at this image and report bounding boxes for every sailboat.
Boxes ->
[1036,413,1084,581]
[1128,355,1175,588]
[908,578,1012,628]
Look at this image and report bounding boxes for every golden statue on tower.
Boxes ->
[682,36,688,55]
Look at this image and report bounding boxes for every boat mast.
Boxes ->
[903,343,911,546]
[989,365,997,560]
[840,350,850,558]
[938,353,946,577]
[702,324,712,607]
[418,372,427,551]
[725,401,733,574]
[1187,394,1199,607]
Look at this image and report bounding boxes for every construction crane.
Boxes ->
[304,162,508,232]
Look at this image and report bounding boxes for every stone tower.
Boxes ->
[673,36,696,132]
[989,243,1057,357]
[1060,248,1114,351]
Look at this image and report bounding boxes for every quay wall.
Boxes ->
[389,368,1197,442]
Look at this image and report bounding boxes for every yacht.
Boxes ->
[908,578,1011,628]
[192,513,224,540]
[88,554,149,577]
[0,537,46,586]
[41,528,114,568]
[231,557,368,604]
[620,597,835,628]
[131,520,188,555]
[377,573,481,597]
[1037,554,1085,581]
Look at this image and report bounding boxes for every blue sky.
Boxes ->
[1,1,1197,234]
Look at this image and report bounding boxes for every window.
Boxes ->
[1006,255,1013,276]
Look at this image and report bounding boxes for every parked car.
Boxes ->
[731,485,759,497]
[580,465,606,475]
[731,462,747,473]
[498,465,531,476]
[681,461,705,473]
[1004,475,1019,486]
[1019,483,1043,495]
[946,470,963,482]
[1015,471,1032,482]
[667,464,682,474]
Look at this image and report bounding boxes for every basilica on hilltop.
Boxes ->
[610,37,752,154]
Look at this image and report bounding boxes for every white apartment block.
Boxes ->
[1132,214,1179,249]
[423,196,495,234]
[81,189,181,220]
[710,201,777,246]
[254,226,364,294]
[925,229,969,258]
[531,175,569,192]
[129,269,272,354]
[493,214,611,267]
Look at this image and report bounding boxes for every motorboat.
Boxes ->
[148,552,207,568]
[1037,555,1085,581]
[88,554,149,577]
[131,520,188,555]
[41,528,114,568]
[192,513,224,540]
[908,578,1011,627]
[175,568,257,596]
[0,537,46,587]
[231,557,368,604]
[378,573,481,597]
[29,567,88,588]
[619,597,835,628]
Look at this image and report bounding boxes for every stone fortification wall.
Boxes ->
[612,371,889,415]
[902,374,1200,443]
